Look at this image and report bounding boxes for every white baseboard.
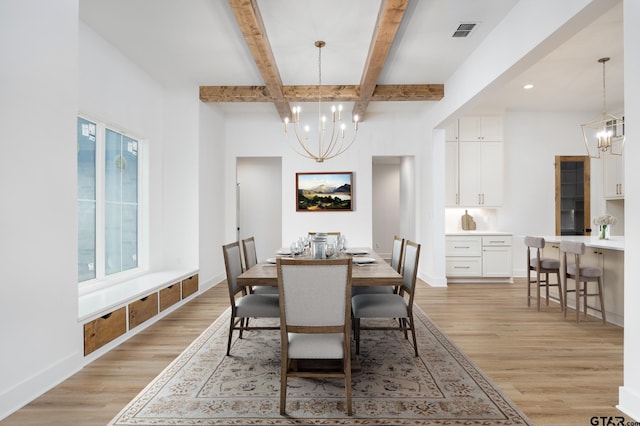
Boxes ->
[618,386,640,421]
[0,351,81,421]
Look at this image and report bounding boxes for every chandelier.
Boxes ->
[581,57,625,158]
[284,41,359,163]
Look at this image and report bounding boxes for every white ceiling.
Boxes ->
[79,0,624,117]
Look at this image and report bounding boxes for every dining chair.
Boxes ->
[352,235,404,296]
[560,241,606,324]
[276,257,353,416]
[352,240,421,356]
[525,236,563,311]
[241,236,278,295]
[222,241,280,356]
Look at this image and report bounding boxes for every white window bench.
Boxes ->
[79,269,199,357]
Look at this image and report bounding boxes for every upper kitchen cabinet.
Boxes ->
[445,120,459,141]
[459,116,503,141]
[445,141,459,206]
[446,116,504,207]
[458,140,503,207]
[603,150,624,200]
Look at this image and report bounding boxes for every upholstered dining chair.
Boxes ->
[525,236,563,311]
[276,257,353,416]
[560,241,606,324]
[222,241,280,356]
[241,236,278,295]
[352,235,404,296]
[352,240,421,357]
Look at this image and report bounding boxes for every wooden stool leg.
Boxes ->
[576,282,582,323]
[527,267,532,307]
[598,277,606,324]
[556,271,564,312]
[536,271,541,311]
[544,272,550,306]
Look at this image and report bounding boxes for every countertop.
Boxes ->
[446,231,512,236]
[541,235,624,251]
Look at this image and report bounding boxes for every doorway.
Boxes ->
[237,157,282,258]
[555,155,591,235]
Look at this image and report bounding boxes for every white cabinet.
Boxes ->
[458,141,503,207]
[603,151,624,199]
[481,236,512,277]
[458,116,503,141]
[445,120,459,141]
[446,116,504,207]
[445,141,459,207]
[445,236,482,277]
[446,234,512,281]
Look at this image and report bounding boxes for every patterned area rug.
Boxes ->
[109,307,531,425]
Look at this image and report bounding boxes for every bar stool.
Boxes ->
[559,241,606,324]
[525,236,562,311]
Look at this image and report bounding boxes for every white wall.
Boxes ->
[162,88,200,271]
[619,0,640,419]
[372,162,401,256]
[198,102,226,288]
[0,0,80,417]
[223,110,424,251]
[501,110,604,276]
[237,157,282,256]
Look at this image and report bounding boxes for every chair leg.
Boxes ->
[556,271,564,312]
[598,277,607,324]
[345,345,352,416]
[536,270,541,310]
[354,318,361,355]
[564,276,571,319]
[527,267,532,307]
[545,272,551,306]
[227,316,235,356]
[408,315,419,357]
[280,357,288,415]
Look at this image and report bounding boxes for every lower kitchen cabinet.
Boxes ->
[446,234,512,281]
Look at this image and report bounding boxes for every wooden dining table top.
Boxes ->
[237,248,402,287]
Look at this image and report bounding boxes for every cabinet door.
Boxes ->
[458,117,482,141]
[603,152,624,199]
[445,121,459,141]
[479,141,503,206]
[482,246,512,277]
[459,116,503,141]
[458,141,503,207]
[458,142,482,206]
[478,116,503,141]
[445,141,459,206]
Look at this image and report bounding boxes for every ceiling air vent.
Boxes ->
[452,23,477,38]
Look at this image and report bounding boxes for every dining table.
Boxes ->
[236,248,402,288]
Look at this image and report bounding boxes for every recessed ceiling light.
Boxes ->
[523,84,534,90]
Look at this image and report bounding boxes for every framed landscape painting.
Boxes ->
[296,172,353,211]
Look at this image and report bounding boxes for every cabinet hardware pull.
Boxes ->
[140,296,149,302]
[454,246,470,248]
[101,313,112,320]
[454,266,470,269]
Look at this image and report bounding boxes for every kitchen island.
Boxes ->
[540,235,624,326]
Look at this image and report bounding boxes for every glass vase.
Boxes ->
[599,224,610,240]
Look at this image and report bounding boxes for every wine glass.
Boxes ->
[326,243,336,258]
[290,241,301,256]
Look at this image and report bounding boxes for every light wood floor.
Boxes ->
[3,280,626,425]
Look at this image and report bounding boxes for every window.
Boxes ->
[77,117,141,283]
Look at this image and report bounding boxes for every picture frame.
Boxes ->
[296,172,353,212]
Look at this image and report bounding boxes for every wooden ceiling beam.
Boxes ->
[228,0,291,121]
[353,0,409,120]
[200,84,443,102]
